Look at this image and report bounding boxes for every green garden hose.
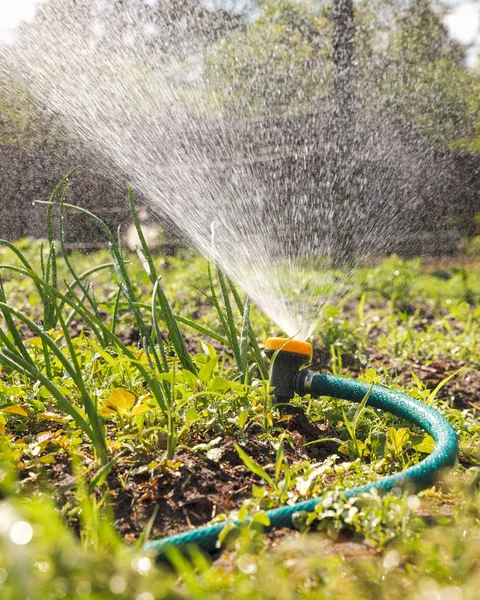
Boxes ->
[144,339,458,559]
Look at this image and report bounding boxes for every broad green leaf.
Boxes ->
[199,339,217,360]
[37,412,73,423]
[252,484,266,498]
[198,356,218,384]
[411,433,435,454]
[210,377,232,392]
[237,409,248,428]
[238,503,249,522]
[338,439,367,458]
[387,427,411,455]
[252,511,271,527]
[131,404,151,416]
[186,407,198,423]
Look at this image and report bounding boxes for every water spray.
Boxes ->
[145,338,458,560]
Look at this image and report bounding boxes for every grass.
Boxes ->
[0,182,479,598]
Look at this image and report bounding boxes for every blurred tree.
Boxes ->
[204,0,332,118]
[373,0,480,148]
[203,0,480,262]
[0,0,248,146]
[0,71,63,148]
[205,0,480,149]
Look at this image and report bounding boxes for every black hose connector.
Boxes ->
[264,338,313,404]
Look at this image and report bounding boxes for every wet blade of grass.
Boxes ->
[128,187,158,283]
[151,280,169,373]
[0,240,36,272]
[38,199,167,372]
[206,264,231,336]
[61,281,169,415]
[0,278,35,367]
[0,326,20,357]
[60,279,105,345]
[43,243,57,331]
[53,294,106,454]
[58,262,116,314]
[340,384,373,458]
[228,276,268,379]
[0,262,168,415]
[99,299,232,348]
[36,201,134,296]
[153,277,197,375]
[44,167,80,244]
[174,314,230,347]
[111,288,122,336]
[57,192,105,342]
[0,299,107,461]
[216,265,241,365]
[65,287,89,328]
[239,296,251,383]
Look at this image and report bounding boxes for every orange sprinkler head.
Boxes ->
[264,337,313,359]
[264,338,313,403]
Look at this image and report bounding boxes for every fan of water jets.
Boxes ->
[1,0,453,340]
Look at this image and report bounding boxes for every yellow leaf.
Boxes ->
[136,351,150,365]
[138,394,153,404]
[3,405,28,417]
[131,404,151,416]
[27,337,43,349]
[106,388,135,411]
[100,406,119,416]
[37,412,72,423]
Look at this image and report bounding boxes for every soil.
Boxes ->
[110,416,339,541]
[17,408,340,546]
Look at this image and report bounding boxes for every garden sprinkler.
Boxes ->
[264,337,313,404]
[145,338,458,560]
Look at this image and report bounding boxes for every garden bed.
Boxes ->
[0,208,479,597]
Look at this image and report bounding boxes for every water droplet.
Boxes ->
[131,556,152,574]
[109,575,127,594]
[10,521,33,545]
[76,581,92,597]
[237,553,257,574]
[136,593,155,600]
[383,550,400,569]
[407,495,421,511]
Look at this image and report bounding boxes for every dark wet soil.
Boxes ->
[109,415,339,540]
[16,410,339,544]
